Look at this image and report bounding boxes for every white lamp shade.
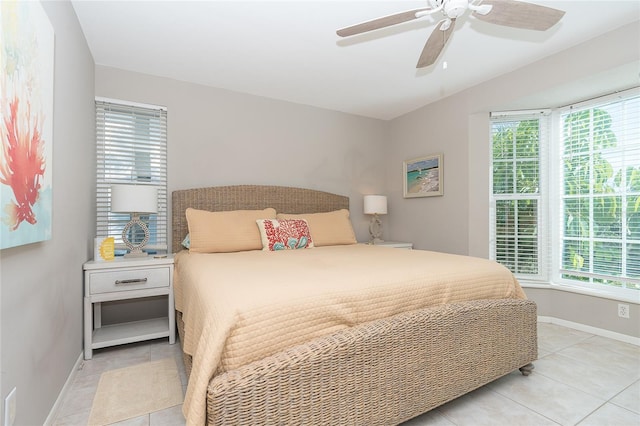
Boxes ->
[364,195,387,215]
[111,184,158,214]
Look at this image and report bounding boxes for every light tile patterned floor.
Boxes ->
[53,323,640,425]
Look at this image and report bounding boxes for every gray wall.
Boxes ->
[387,22,639,255]
[95,66,389,245]
[528,288,639,338]
[0,2,95,425]
[385,22,640,337]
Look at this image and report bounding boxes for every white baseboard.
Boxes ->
[538,316,640,346]
[43,351,84,426]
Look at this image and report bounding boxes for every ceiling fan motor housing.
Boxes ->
[444,0,471,18]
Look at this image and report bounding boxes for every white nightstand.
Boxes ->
[368,241,413,249]
[83,255,175,360]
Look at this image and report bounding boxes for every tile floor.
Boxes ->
[52,323,640,426]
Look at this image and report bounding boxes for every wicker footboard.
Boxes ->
[177,299,537,425]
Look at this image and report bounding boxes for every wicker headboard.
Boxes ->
[171,185,350,253]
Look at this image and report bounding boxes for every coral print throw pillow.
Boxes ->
[256,219,314,251]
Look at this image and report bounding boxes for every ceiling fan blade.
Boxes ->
[417,19,456,68]
[473,0,565,31]
[337,8,432,37]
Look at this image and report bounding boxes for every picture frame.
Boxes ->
[0,1,54,249]
[403,154,443,198]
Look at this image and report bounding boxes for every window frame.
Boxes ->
[553,89,640,295]
[95,97,168,253]
[489,111,549,284]
[490,88,640,302]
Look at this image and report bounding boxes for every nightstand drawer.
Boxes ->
[89,267,169,294]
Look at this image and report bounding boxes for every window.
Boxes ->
[96,99,168,253]
[490,89,640,296]
[559,94,640,291]
[490,114,548,279]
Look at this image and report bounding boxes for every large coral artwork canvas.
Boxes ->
[0,1,54,249]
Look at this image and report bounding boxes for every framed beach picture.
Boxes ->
[403,154,443,198]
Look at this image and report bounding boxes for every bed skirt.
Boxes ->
[177,298,537,425]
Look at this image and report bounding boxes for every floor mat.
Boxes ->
[88,357,183,425]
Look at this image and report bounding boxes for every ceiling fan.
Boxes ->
[336,0,565,68]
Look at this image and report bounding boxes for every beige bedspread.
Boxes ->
[174,244,526,425]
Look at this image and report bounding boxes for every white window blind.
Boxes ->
[490,114,548,279]
[559,92,640,290]
[96,99,168,252]
[490,89,640,296]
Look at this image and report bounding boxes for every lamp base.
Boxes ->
[122,214,151,258]
[368,214,384,245]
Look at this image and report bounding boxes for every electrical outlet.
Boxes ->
[618,303,630,319]
[4,387,16,426]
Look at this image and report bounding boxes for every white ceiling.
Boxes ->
[72,1,640,120]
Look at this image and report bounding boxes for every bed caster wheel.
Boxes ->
[519,363,534,376]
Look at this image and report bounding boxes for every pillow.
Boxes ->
[186,207,276,253]
[276,209,357,247]
[256,219,314,251]
[182,234,191,249]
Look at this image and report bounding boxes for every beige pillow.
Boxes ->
[186,208,276,253]
[276,209,357,247]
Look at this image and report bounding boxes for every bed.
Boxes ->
[171,185,537,426]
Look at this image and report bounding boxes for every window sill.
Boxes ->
[519,280,640,304]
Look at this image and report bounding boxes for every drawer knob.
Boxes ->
[115,278,148,285]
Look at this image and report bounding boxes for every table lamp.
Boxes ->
[110,184,158,257]
[364,195,387,244]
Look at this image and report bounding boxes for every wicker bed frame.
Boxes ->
[172,185,537,425]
